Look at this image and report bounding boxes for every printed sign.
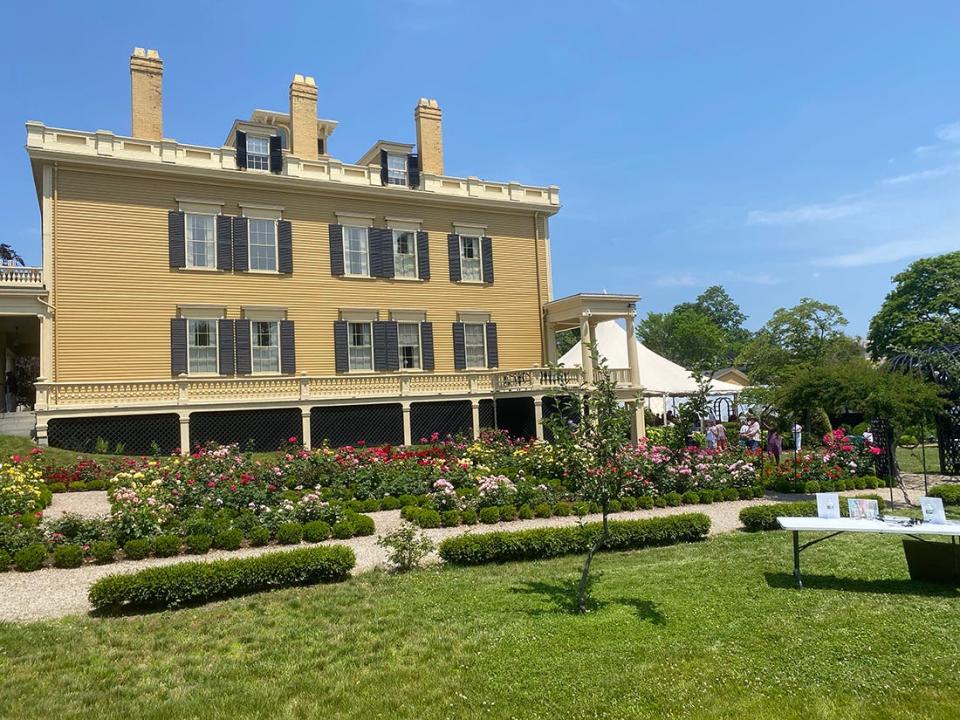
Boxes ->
[920,496,947,525]
[847,498,880,520]
[816,492,841,519]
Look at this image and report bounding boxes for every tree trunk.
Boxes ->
[576,508,609,613]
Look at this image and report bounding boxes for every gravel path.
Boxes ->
[1,479,947,624]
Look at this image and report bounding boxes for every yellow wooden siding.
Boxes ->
[52,166,550,381]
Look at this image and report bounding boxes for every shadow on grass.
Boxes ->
[764,572,960,597]
[509,577,666,623]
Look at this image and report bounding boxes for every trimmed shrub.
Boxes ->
[123,538,152,561]
[69,481,87,492]
[48,482,66,494]
[803,481,821,494]
[350,514,376,537]
[440,510,461,528]
[14,543,47,572]
[0,548,10,571]
[398,494,418,507]
[414,509,441,529]
[737,487,753,500]
[588,501,602,514]
[864,476,879,490]
[276,523,304,545]
[571,502,589,517]
[53,543,84,569]
[553,502,572,517]
[461,508,478,525]
[479,507,501,524]
[331,520,354,539]
[499,505,518,522]
[380,496,401,511]
[930,484,960,506]
[664,492,682,507]
[620,496,637,512]
[90,540,117,564]
[186,534,212,555]
[534,503,553,519]
[739,495,886,532]
[752,486,765,498]
[681,491,700,505]
[722,488,739,502]
[653,496,667,508]
[303,520,332,543]
[439,514,711,566]
[89,545,356,613]
[360,499,380,513]
[517,504,534,520]
[248,526,271,547]
[153,535,181,558]
[607,499,622,514]
[213,528,243,551]
[637,496,654,510]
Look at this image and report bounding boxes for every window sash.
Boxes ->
[398,322,422,370]
[460,236,482,282]
[187,319,218,374]
[386,154,408,186]
[185,213,216,269]
[344,226,370,276]
[248,218,277,271]
[463,323,486,369]
[246,135,270,171]
[347,321,373,371]
[251,321,280,374]
[393,230,417,279]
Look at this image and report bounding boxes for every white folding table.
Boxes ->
[776,516,960,588]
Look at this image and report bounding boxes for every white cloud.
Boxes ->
[815,236,960,268]
[654,273,701,287]
[879,164,959,186]
[746,199,867,226]
[936,121,960,143]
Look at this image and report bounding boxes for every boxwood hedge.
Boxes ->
[739,495,886,532]
[89,545,356,613]
[438,513,711,566]
[929,484,960,506]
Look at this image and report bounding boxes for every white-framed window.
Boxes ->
[348,321,373,371]
[251,320,280,374]
[186,213,216,269]
[398,322,422,370]
[246,135,270,171]
[393,230,417,279]
[386,153,408,186]
[248,218,277,271]
[460,236,482,282]
[463,323,487,369]
[344,226,370,276]
[187,319,218,374]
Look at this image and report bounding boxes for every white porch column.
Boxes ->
[625,306,641,388]
[580,315,594,385]
[545,324,558,365]
[629,400,646,443]
[401,401,412,446]
[471,400,481,440]
[300,409,312,450]
[39,312,53,381]
[533,395,544,440]
[178,412,190,456]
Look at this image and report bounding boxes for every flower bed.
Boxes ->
[762,429,883,493]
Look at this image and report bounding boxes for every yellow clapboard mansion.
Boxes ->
[13,48,645,453]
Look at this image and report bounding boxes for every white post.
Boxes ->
[625,307,641,388]
[471,400,481,440]
[533,395,544,440]
[629,399,646,443]
[545,324,558,364]
[178,413,190,456]
[401,402,412,446]
[300,409,312,450]
[580,315,594,385]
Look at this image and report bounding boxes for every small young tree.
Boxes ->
[377,523,435,573]
[544,343,632,613]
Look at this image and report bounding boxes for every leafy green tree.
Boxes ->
[867,251,960,359]
[737,298,860,383]
[637,307,729,372]
[0,244,23,266]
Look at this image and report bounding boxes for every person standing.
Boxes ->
[4,371,17,413]
[738,419,749,448]
[766,427,782,464]
[705,422,717,450]
[714,422,728,451]
[745,416,761,451]
[792,423,803,451]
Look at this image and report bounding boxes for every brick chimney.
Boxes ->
[289,74,318,160]
[415,98,443,175]
[130,48,163,140]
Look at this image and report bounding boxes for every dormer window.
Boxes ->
[386,154,408,186]
[246,135,271,171]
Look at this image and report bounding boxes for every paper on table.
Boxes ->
[816,492,841,519]
[920,496,947,525]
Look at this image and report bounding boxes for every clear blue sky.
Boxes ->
[4,1,959,335]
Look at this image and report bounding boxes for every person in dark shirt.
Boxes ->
[766,426,782,465]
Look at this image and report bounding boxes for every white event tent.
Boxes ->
[558,320,744,416]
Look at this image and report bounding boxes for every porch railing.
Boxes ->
[34,367,624,411]
[0,266,43,287]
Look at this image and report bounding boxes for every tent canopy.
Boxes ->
[558,320,743,396]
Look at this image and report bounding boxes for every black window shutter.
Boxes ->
[216,215,233,271]
[481,236,495,284]
[334,320,349,373]
[452,322,466,371]
[372,228,394,279]
[168,211,186,268]
[235,321,251,374]
[373,321,389,371]
[232,217,249,272]
[317,137,325,156]
[277,220,293,274]
[379,149,389,186]
[170,318,187,375]
[408,153,420,188]
[269,135,283,173]
[386,321,400,371]
[280,320,296,374]
[236,130,247,170]
[421,322,435,370]
[416,231,430,280]
[485,322,499,368]
[218,319,235,375]
[329,224,345,276]
[447,234,461,282]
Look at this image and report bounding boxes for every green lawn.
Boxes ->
[896,444,942,474]
[1,531,958,720]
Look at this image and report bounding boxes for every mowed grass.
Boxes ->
[1,532,959,720]
[896,444,942,474]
